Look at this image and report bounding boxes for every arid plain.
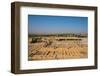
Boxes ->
[28,34,88,60]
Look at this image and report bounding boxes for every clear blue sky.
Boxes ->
[28,15,88,34]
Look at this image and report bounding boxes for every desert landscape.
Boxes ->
[28,34,88,60]
[28,15,88,61]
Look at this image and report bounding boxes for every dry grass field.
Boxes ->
[28,36,88,60]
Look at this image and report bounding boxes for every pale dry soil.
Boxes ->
[28,37,88,60]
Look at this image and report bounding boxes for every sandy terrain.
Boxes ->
[28,37,88,60]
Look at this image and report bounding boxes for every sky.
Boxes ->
[28,15,88,34]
